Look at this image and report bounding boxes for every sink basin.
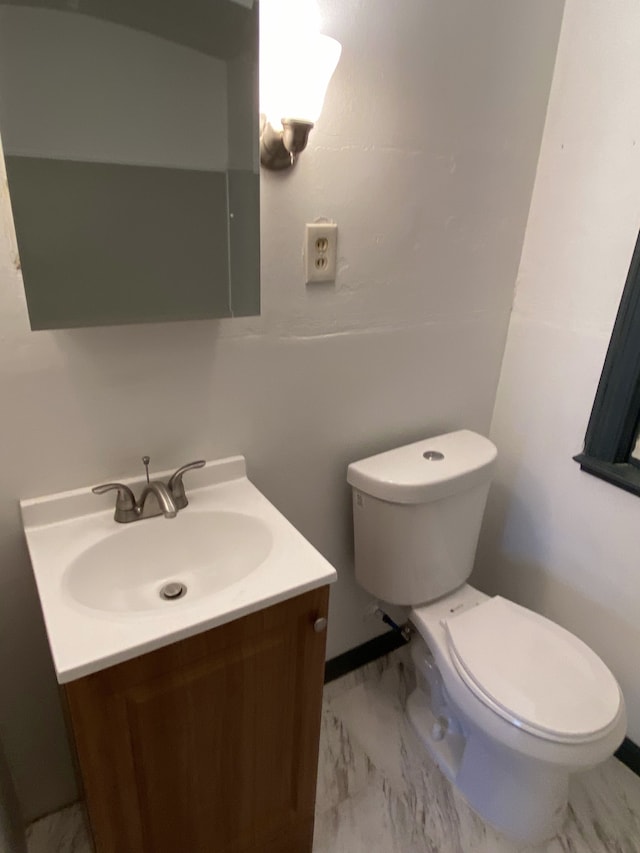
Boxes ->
[21,455,337,683]
[63,511,273,613]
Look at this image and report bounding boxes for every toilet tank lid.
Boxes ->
[347,430,497,504]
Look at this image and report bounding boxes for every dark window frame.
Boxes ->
[574,230,640,496]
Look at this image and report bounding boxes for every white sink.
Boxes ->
[21,456,336,683]
[63,511,273,613]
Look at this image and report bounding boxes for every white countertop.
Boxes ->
[21,457,337,683]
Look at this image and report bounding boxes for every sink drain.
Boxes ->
[160,581,187,601]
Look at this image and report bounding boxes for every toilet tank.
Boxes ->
[347,430,497,605]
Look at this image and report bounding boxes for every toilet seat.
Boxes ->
[443,596,621,744]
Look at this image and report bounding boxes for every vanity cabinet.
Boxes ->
[63,586,330,853]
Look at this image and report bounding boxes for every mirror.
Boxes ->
[0,0,260,330]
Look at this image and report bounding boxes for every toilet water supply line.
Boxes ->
[372,605,413,643]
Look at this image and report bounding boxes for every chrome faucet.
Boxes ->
[167,460,206,509]
[92,457,205,523]
[138,482,177,519]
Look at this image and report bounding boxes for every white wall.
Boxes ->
[0,0,563,821]
[0,7,228,170]
[475,0,640,743]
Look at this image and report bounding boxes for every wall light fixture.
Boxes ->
[259,0,342,171]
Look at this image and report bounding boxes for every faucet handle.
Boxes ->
[168,460,206,510]
[92,483,138,522]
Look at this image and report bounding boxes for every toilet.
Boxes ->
[347,429,626,843]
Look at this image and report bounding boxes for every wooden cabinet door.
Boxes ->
[64,586,329,853]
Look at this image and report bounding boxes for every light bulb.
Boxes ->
[260,0,341,127]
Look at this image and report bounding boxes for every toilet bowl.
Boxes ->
[407,585,625,842]
[347,430,626,843]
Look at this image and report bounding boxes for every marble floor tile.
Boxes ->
[322,653,398,704]
[314,768,433,853]
[323,648,640,853]
[26,803,91,853]
[315,694,375,814]
[25,648,640,853]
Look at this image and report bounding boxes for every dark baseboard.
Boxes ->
[616,737,640,778]
[324,630,407,684]
[324,635,640,781]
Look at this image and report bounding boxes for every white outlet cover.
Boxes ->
[305,222,338,284]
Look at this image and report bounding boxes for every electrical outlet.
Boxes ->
[305,222,338,283]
